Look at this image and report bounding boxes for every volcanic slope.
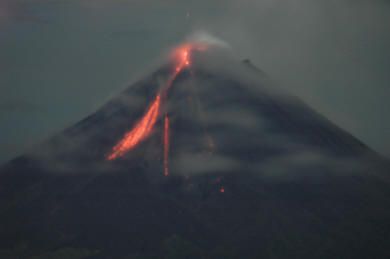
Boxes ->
[0,45,389,259]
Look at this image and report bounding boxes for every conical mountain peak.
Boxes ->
[0,41,389,259]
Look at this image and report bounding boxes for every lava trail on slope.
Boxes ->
[106,43,208,176]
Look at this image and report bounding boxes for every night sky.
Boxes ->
[1,0,389,163]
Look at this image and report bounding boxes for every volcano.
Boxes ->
[0,43,389,259]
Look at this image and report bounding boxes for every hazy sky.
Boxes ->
[1,0,389,163]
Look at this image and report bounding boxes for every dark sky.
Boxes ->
[1,0,389,163]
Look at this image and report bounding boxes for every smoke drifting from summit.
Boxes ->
[200,0,390,157]
[186,31,230,50]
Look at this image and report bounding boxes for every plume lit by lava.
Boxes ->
[107,95,161,160]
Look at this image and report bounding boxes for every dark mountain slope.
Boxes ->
[0,50,389,259]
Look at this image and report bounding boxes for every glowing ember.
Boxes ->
[107,95,161,160]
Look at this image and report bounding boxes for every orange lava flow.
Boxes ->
[163,45,192,93]
[163,115,170,176]
[174,44,192,69]
[107,42,209,177]
[106,95,161,160]
[164,43,206,92]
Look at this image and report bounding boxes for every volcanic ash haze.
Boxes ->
[0,39,390,258]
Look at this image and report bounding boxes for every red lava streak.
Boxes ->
[165,43,207,90]
[107,95,161,160]
[163,44,193,93]
[107,42,208,176]
[163,115,170,176]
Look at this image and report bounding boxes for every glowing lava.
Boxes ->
[107,95,161,160]
[173,44,192,70]
[162,44,193,93]
[164,43,207,92]
[163,115,170,176]
[107,42,209,177]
